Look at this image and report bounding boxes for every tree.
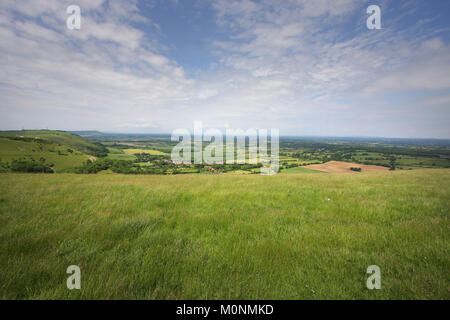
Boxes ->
[389,156,396,171]
[11,158,54,173]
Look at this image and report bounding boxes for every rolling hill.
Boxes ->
[0,130,108,172]
[0,130,108,157]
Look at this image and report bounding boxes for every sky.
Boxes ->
[0,0,449,138]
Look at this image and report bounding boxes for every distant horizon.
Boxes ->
[1,128,450,141]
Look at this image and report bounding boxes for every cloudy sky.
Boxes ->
[0,0,449,138]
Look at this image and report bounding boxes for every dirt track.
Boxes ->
[302,161,390,173]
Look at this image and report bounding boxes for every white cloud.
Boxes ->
[202,0,450,137]
[0,0,448,138]
[0,0,195,132]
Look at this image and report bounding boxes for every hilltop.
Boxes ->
[0,130,108,157]
[0,130,108,172]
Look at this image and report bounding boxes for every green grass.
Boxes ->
[352,151,450,169]
[0,170,449,299]
[106,147,125,154]
[106,153,137,161]
[223,170,252,174]
[0,137,90,172]
[105,148,167,161]
[0,130,105,157]
[281,166,323,174]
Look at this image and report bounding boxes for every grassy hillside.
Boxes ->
[0,170,448,299]
[0,137,90,172]
[0,130,107,157]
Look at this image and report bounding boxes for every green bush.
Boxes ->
[10,159,54,173]
[0,160,9,173]
[75,158,137,174]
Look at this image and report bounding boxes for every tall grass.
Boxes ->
[0,170,448,299]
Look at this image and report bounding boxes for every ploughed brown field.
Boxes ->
[302,161,390,173]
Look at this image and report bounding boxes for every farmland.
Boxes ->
[67,131,450,174]
[302,161,390,173]
[1,130,449,175]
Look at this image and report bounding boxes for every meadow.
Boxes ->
[0,130,108,157]
[0,169,448,299]
[0,137,90,172]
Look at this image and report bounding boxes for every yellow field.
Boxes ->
[123,148,167,155]
[303,161,389,173]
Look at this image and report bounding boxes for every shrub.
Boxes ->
[10,159,54,173]
[0,160,9,173]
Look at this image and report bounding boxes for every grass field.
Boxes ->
[105,148,168,162]
[0,137,90,172]
[123,148,167,156]
[106,153,137,161]
[0,170,449,299]
[302,161,390,173]
[281,167,323,174]
[0,130,106,157]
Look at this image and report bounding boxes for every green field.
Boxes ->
[0,130,107,157]
[106,153,137,161]
[0,130,113,172]
[0,137,90,172]
[281,166,323,174]
[105,147,167,162]
[0,170,448,299]
[123,148,167,156]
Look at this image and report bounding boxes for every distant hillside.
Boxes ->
[0,130,108,157]
[0,136,90,172]
[69,130,105,139]
[69,131,171,141]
